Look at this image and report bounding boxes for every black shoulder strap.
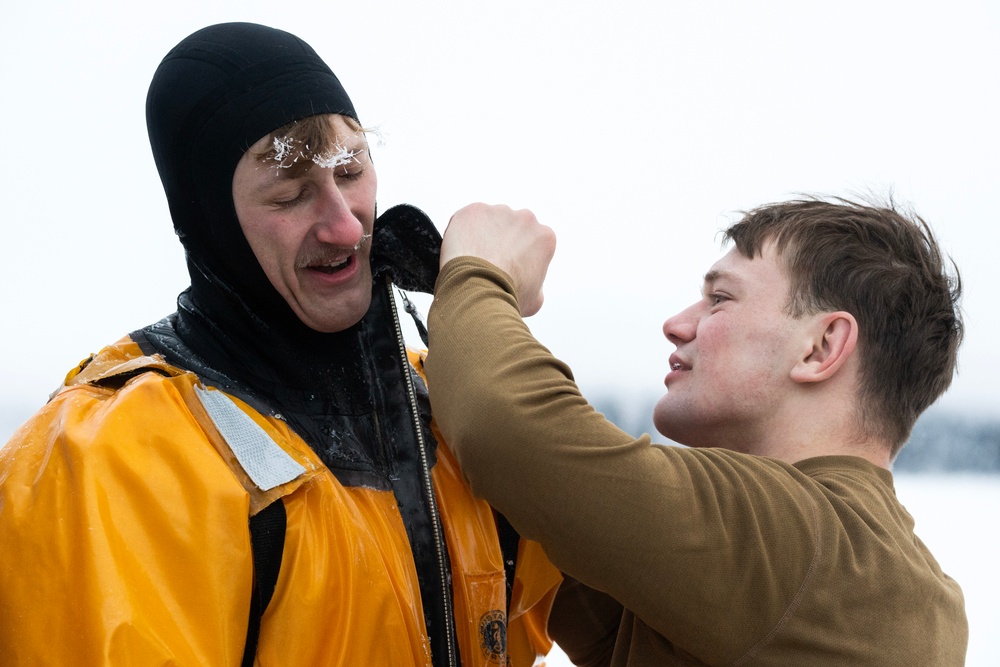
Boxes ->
[495,512,521,618]
[242,499,287,667]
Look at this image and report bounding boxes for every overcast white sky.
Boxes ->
[2,3,999,662]
[2,0,998,437]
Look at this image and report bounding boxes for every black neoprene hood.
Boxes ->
[146,22,359,321]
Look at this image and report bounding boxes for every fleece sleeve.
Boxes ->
[424,257,825,664]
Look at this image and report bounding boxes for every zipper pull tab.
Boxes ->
[398,288,429,347]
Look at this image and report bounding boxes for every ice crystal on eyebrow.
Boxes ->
[363,126,386,148]
[271,136,298,165]
[266,136,363,170]
[311,144,362,170]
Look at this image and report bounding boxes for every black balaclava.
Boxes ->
[145,22,439,387]
[147,22,359,335]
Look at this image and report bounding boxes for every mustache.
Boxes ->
[295,233,372,269]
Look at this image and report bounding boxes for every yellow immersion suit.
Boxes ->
[0,338,562,666]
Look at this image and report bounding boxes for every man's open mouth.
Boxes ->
[309,256,352,274]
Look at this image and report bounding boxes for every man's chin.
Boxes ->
[652,396,700,447]
[299,295,373,333]
[652,395,678,439]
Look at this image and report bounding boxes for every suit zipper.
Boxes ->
[385,277,457,667]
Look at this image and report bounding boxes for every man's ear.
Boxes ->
[790,311,858,384]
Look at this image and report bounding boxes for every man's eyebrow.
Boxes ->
[702,269,743,292]
[703,269,736,284]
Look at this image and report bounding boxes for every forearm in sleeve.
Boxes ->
[425,257,820,655]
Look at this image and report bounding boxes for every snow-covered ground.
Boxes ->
[544,473,1000,666]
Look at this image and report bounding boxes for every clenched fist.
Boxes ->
[441,203,556,316]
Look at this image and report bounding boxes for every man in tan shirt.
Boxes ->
[426,199,967,665]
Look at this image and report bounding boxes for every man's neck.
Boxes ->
[747,414,892,469]
[766,385,892,468]
[708,401,893,469]
[763,438,892,469]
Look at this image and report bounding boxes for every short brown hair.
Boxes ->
[723,197,963,456]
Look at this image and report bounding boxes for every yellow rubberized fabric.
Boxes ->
[409,348,563,667]
[1,364,253,665]
[0,339,561,666]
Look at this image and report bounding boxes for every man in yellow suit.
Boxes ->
[0,23,559,666]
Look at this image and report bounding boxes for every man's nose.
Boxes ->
[314,185,365,246]
[662,302,700,345]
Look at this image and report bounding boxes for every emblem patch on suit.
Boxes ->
[478,609,508,664]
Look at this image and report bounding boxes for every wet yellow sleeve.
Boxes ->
[0,372,252,665]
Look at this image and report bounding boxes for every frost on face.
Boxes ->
[267,136,364,171]
[310,144,362,170]
[271,136,297,165]
[363,126,385,149]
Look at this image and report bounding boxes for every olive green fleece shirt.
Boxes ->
[425,257,967,666]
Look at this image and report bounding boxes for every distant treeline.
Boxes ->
[588,394,1000,473]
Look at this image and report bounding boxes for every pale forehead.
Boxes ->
[704,243,789,290]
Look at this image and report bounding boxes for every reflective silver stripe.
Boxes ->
[195,385,305,491]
